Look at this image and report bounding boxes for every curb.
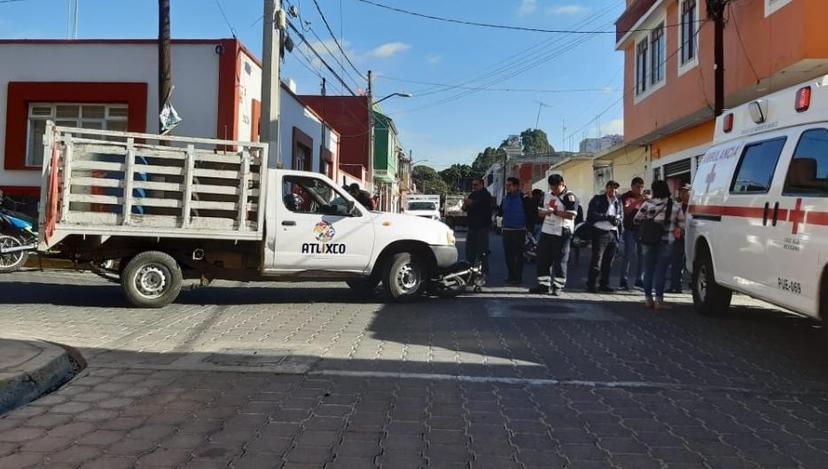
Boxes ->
[0,340,83,415]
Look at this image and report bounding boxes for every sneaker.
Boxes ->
[654,301,672,310]
[528,285,549,294]
[550,287,560,297]
[599,286,616,293]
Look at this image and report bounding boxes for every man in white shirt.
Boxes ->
[529,174,579,296]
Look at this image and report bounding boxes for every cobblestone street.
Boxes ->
[0,235,827,468]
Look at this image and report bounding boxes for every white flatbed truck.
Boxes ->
[37,124,459,307]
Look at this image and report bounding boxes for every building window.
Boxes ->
[636,39,648,95]
[650,23,665,85]
[680,0,697,65]
[26,103,128,167]
[765,0,793,17]
[292,127,313,171]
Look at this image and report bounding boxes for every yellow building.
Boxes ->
[592,144,648,193]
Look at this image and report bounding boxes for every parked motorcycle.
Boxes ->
[0,190,38,273]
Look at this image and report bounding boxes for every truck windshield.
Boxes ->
[408,202,436,211]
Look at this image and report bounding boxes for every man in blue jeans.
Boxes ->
[619,177,646,290]
[463,178,493,269]
[667,183,691,293]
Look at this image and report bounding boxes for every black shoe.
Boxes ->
[529,285,549,294]
[507,279,523,286]
[599,286,616,293]
[666,288,682,294]
[585,285,598,293]
[634,280,644,288]
[550,287,560,297]
[620,282,630,291]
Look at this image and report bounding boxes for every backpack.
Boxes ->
[637,199,673,246]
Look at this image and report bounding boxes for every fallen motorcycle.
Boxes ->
[429,252,488,297]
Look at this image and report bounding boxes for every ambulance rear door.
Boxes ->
[763,126,828,318]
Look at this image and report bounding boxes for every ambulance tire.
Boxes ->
[121,251,183,308]
[383,252,426,302]
[692,249,732,317]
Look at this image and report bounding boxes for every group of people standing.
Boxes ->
[461,174,689,308]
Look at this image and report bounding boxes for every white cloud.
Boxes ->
[547,5,587,15]
[366,42,411,59]
[517,0,538,16]
[600,118,624,136]
[426,54,442,65]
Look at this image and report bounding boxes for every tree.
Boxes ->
[520,128,554,155]
[411,165,449,196]
[471,147,505,178]
[439,164,474,193]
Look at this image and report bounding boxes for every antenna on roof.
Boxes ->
[67,0,79,39]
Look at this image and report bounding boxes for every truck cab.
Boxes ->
[687,76,828,333]
[37,124,458,307]
[403,195,442,221]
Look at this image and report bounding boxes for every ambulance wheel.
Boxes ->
[383,252,426,302]
[121,251,182,308]
[692,248,731,317]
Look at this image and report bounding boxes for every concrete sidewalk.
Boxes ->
[0,339,81,415]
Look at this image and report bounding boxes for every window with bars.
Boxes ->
[650,23,665,85]
[636,39,648,95]
[26,103,128,166]
[680,0,697,65]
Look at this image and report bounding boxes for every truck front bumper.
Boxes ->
[430,245,459,269]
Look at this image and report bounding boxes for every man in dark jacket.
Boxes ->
[463,178,493,266]
[497,177,535,285]
[349,183,375,211]
[586,180,623,293]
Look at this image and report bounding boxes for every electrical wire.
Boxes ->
[288,20,357,95]
[311,0,367,81]
[306,25,363,89]
[377,76,616,94]
[728,2,761,83]
[353,0,704,35]
[214,0,238,38]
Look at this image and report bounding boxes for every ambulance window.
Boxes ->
[730,138,786,194]
[783,129,828,197]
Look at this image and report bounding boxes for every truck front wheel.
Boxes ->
[121,251,183,308]
[383,252,427,302]
[692,248,731,316]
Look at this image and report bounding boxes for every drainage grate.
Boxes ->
[204,348,295,367]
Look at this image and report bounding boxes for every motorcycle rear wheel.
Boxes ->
[0,234,28,273]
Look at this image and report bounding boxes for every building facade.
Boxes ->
[372,110,402,212]
[616,0,828,192]
[0,38,340,212]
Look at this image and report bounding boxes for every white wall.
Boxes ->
[237,51,261,143]
[0,42,221,188]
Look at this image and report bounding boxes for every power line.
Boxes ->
[214,0,238,38]
[288,20,357,95]
[353,0,701,35]
[378,75,617,94]
[0,0,28,4]
[311,0,367,81]
[306,24,362,89]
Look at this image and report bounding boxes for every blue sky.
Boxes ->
[1,0,626,170]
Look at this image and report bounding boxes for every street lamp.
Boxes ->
[374,92,412,105]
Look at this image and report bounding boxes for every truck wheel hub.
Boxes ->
[136,265,167,297]
[397,263,420,290]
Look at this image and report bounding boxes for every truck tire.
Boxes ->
[121,251,183,308]
[692,248,732,316]
[383,252,427,302]
[0,234,28,273]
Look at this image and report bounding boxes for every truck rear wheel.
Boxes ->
[121,251,183,308]
[383,252,427,302]
[692,248,731,316]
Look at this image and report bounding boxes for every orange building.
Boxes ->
[615,0,828,190]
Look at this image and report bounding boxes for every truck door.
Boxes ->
[763,127,828,317]
[272,175,375,273]
[720,135,788,299]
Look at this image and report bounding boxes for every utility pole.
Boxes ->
[261,0,282,165]
[158,0,172,125]
[320,77,326,175]
[367,70,374,193]
[707,0,731,116]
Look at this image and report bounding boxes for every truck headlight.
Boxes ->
[446,230,456,246]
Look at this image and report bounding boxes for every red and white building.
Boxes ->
[0,38,341,209]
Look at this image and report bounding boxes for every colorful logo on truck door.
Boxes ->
[302,221,347,254]
[313,221,336,242]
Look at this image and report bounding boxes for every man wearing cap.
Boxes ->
[529,174,578,296]
[586,180,623,293]
[667,183,691,293]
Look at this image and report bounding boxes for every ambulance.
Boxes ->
[687,76,828,332]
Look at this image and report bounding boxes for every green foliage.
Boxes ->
[438,164,474,193]
[411,165,449,196]
[520,128,554,155]
[471,147,505,178]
